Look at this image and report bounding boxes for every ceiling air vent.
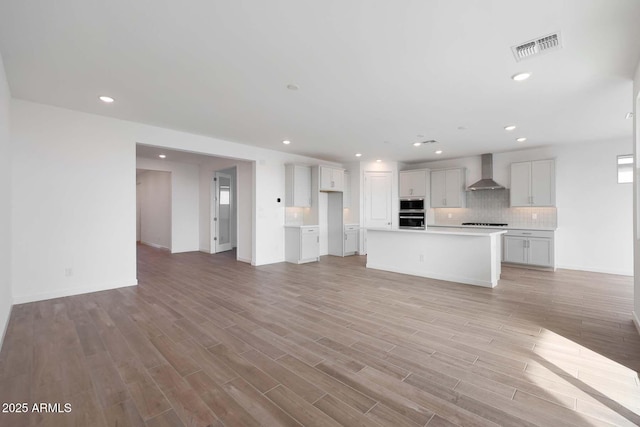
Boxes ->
[511,32,562,62]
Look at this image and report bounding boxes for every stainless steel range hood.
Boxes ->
[468,154,505,191]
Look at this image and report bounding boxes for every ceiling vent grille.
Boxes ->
[511,32,562,62]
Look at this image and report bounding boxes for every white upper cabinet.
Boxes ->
[343,171,351,208]
[510,159,555,207]
[430,168,466,208]
[285,164,311,207]
[319,166,345,192]
[399,170,427,198]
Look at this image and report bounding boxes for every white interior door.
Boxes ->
[214,172,233,252]
[364,171,392,228]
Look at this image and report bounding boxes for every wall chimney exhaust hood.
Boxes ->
[468,154,505,191]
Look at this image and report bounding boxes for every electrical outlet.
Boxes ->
[447,213,453,219]
[65,268,73,277]
[419,254,424,262]
[532,213,537,220]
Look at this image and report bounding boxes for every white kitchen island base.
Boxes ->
[366,228,506,288]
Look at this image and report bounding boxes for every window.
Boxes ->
[220,186,230,205]
[617,154,633,184]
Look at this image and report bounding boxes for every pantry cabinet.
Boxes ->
[431,168,466,208]
[510,159,555,207]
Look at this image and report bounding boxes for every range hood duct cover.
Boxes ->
[468,154,505,191]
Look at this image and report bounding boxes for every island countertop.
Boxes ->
[366,227,507,237]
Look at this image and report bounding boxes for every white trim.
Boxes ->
[556,264,633,277]
[140,241,170,251]
[237,256,252,264]
[12,280,138,305]
[366,262,496,288]
[633,312,640,337]
[0,304,12,352]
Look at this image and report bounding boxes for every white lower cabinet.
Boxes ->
[503,229,554,269]
[285,226,319,264]
[344,224,359,256]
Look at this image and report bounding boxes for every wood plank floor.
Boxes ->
[1,244,640,427]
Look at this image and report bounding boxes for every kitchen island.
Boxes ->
[366,227,507,287]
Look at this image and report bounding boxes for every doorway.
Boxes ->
[136,169,172,251]
[212,168,235,253]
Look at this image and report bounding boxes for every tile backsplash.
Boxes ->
[432,189,557,229]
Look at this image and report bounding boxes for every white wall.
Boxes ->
[11,102,137,304]
[10,99,330,304]
[633,60,640,333]
[236,162,253,263]
[414,140,633,276]
[0,53,12,347]
[137,157,199,253]
[137,170,172,250]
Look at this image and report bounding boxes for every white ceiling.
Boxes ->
[1,0,639,163]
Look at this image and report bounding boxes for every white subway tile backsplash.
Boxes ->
[432,189,557,229]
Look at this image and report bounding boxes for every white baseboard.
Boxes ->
[140,241,170,250]
[556,264,633,277]
[13,280,138,305]
[366,262,496,288]
[237,257,251,264]
[633,311,640,337]
[0,303,12,353]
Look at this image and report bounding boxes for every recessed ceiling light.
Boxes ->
[435,150,443,154]
[516,137,527,142]
[286,84,299,91]
[376,159,382,163]
[355,153,362,157]
[626,112,634,119]
[158,154,166,159]
[504,125,516,131]
[99,95,114,103]
[282,140,291,145]
[511,72,531,82]
[413,142,422,147]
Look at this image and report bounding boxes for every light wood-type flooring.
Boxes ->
[1,244,640,426]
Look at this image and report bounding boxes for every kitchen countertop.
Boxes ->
[367,227,507,237]
[428,224,557,231]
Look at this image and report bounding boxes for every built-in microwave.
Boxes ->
[399,211,425,229]
[399,198,425,211]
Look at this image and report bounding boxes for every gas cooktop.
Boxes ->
[461,222,508,227]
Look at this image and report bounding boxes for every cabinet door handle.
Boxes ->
[317,236,319,243]
[345,234,347,241]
